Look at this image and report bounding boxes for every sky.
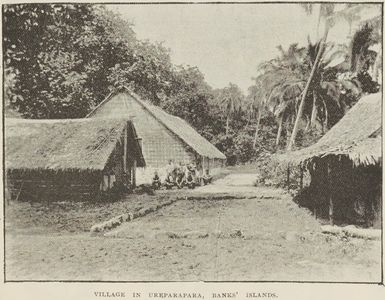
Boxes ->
[109,3,377,93]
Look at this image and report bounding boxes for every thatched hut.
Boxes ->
[5,118,145,201]
[87,87,226,184]
[279,93,382,228]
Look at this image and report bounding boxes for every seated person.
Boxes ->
[166,160,175,175]
[152,171,161,189]
[175,170,186,189]
[185,171,195,189]
[192,165,201,185]
[195,169,204,186]
[110,181,126,198]
[164,173,175,190]
[202,169,213,185]
[174,162,182,175]
[187,163,196,176]
[182,162,190,173]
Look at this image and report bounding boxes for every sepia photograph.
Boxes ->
[2,1,383,285]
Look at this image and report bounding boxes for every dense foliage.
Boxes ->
[4,4,174,118]
[3,3,382,165]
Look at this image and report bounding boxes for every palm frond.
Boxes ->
[350,23,376,72]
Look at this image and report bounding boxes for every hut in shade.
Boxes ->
[87,87,226,184]
[5,118,145,201]
[279,93,382,228]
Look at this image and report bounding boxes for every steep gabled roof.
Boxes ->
[278,92,382,166]
[87,88,226,160]
[5,117,145,171]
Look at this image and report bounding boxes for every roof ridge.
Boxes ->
[85,90,116,118]
[85,86,225,159]
[122,88,225,159]
[122,89,199,152]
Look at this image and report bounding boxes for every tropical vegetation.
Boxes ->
[3,3,382,165]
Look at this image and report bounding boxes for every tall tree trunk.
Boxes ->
[372,47,382,83]
[310,93,318,128]
[253,108,262,149]
[287,24,329,151]
[321,97,328,133]
[226,115,230,136]
[325,105,329,130]
[305,117,310,132]
[276,116,284,146]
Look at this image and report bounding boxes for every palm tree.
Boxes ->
[287,3,382,150]
[307,20,380,130]
[246,84,264,149]
[216,83,244,136]
[255,44,308,146]
[246,4,379,151]
[256,40,361,147]
[367,16,383,83]
[289,4,359,148]
[306,39,357,128]
[253,14,377,148]
[287,3,336,150]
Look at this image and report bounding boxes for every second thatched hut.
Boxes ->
[279,93,382,228]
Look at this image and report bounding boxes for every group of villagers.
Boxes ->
[152,160,213,190]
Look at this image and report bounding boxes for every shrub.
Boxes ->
[254,153,309,191]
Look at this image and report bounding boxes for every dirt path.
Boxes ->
[5,173,382,282]
[193,173,263,195]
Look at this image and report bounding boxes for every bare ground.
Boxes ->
[5,173,382,282]
[5,191,185,234]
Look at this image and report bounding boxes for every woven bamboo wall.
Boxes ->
[128,99,196,167]
[6,170,102,201]
[89,93,226,184]
[90,94,196,183]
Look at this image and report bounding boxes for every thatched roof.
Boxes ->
[278,93,382,167]
[87,87,226,160]
[5,118,145,171]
